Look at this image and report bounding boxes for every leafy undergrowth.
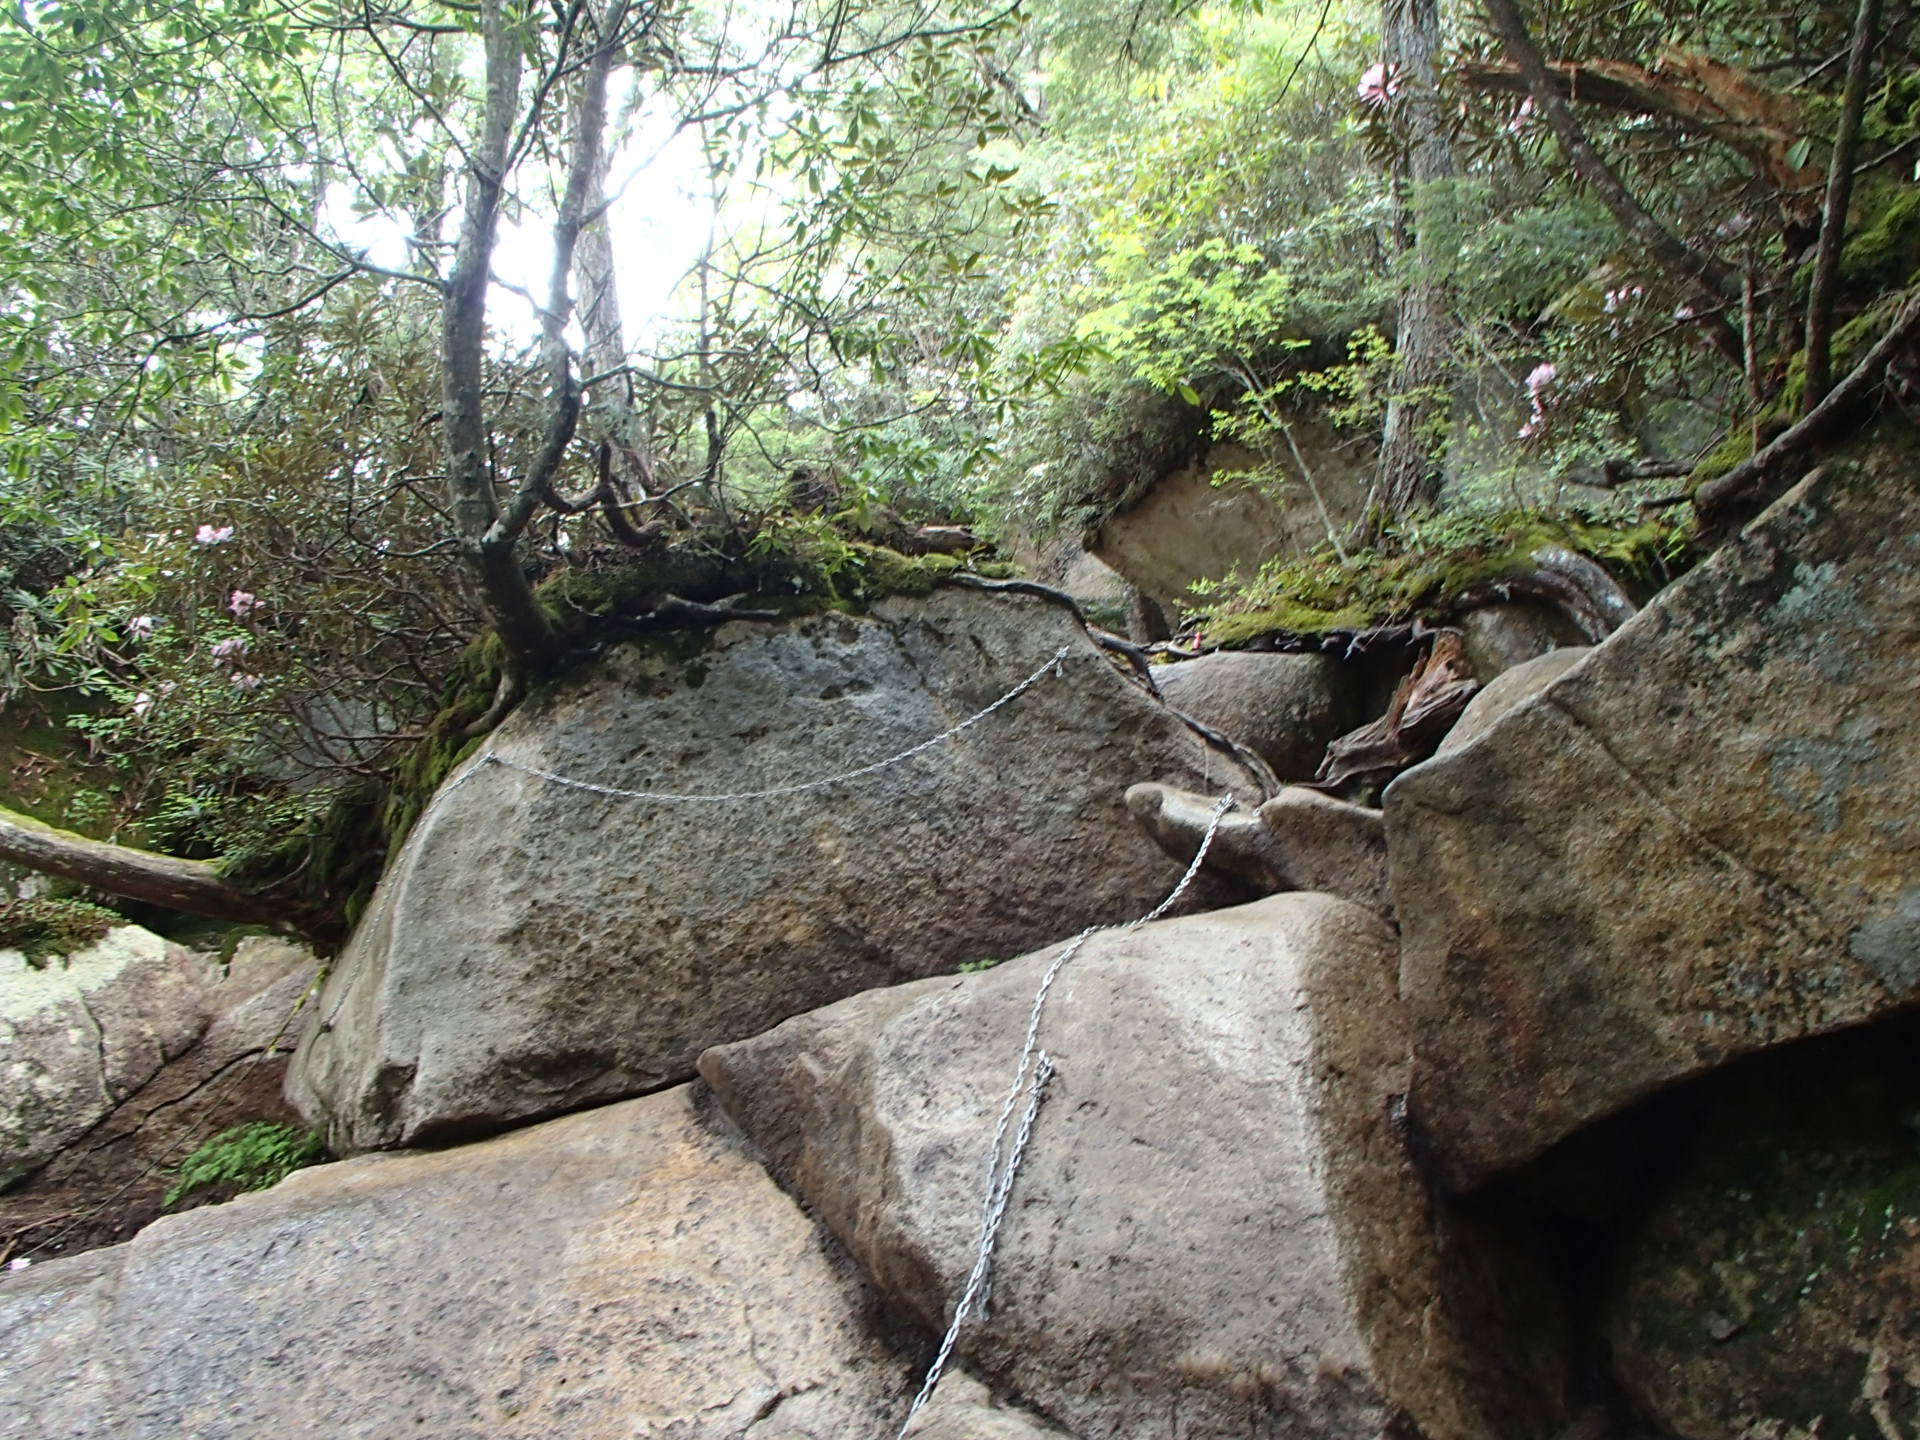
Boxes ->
[1190,507,1697,648]
[165,1122,327,1208]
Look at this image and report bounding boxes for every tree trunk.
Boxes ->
[441,0,560,675]
[1804,0,1884,412]
[0,806,281,926]
[576,123,656,499]
[1373,0,1458,525]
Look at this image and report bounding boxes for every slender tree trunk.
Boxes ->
[441,0,559,674]
[575,93,656,499]
[1804,0,1883,412]
[0,806,281,926]
[1373,0,1458,525]
[1480,0,1746,369]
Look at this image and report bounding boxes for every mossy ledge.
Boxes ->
[380,540,1016,854]
[0,895,121,967]
[1192,510,1694,650]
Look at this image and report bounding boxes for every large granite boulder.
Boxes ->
[290,589,1260,1153]
[1388,456,1920,1190]
[0,1086,913,1440]
[701,894,1564,1440]
[1,926,216,1188]
[1151,652,1358,780]
[1,937,317,1261]
[1459,603,1586,681]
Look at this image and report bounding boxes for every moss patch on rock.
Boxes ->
[0,896,121,967]
[1605,1018,1920,1440]
[1191,509,1694,648]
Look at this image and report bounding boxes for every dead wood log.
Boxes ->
[0,805,283,926]
[1313,633,1479,790]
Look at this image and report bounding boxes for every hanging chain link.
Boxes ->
[898,792,1237,1435]
[465,645,1073,806]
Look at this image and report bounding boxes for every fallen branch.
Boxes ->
[650,593,781,622]
[1458,53,1817,197]
[1695,283,1920,515]
[0,806,283,926]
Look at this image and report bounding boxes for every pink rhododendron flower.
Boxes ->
[1357,62,1401,108]
[228,590,259,618]
[230,672,263,691]
[194,524,235,546]
[1519,363,1560,439]
[210,637,249,665]
[131,691,154,718]
[125,615,156,640]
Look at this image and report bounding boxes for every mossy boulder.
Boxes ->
[1605,1020,1920,1439]
[289,587,1261,1153]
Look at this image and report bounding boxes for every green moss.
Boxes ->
[1838,181,1920,290]
[0,896,121,966]
[1692,288,1912,495]
[1191,509,1694,646]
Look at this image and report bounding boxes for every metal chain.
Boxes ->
[300,644,1077,1140]
[470,645,1073,805]
[898,792,1237,1435]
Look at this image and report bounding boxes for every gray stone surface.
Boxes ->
[1434,647,1590,756]
[1093,425,1374,616]
[290,589,1259,1153]
[702,894,1563,1440]
[1388,455,1920,1189]
[1,937,318,1261]
[1126,783,1392,919]
[1152,652,1359,781]
[0,1086,913,1440]
[1,927,216,1187]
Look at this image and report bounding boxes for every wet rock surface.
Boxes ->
[702,893,1562,1440]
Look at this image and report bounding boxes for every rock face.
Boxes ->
[1602,1019,1920,1440]
[1,927,216,1188]
[1152,652,1358,780]
[290,589,1260,1153]
[701,894,1562,1440]
[1126,783,1392,919]
[0,1086,914,1440]
[1093,428,1373,615]
[1388,457,1920,1189]
[0,937,317,1260]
